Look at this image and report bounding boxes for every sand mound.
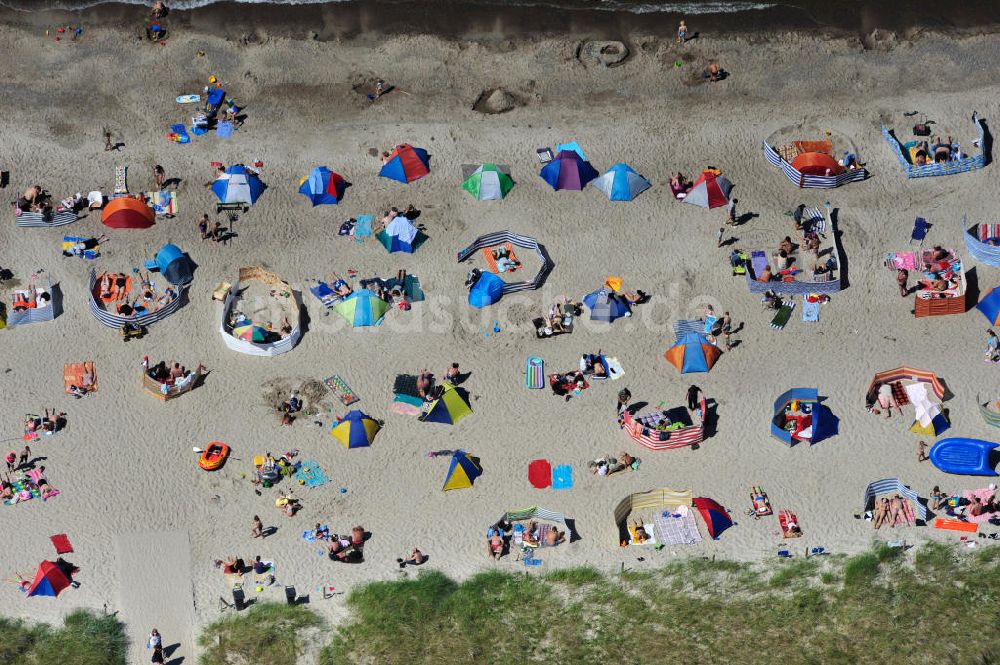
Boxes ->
[577,41,630,68]
[473,88,520,114]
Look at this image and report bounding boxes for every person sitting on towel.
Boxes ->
[546,527,566,547]
[758,265,773,282]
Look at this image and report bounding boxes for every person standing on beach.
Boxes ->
[198,214,209,240]
[251,515,263,538]
[153,165,165,190]
[726,197,738,225]
[151,643,165,664]
[5,451,16,472]
[716,227,724,248]
[147,628,162,649]
[677,20,688,43]
[18,445,30,468]
[616,388,631,416]
[896,269,909,297]
[103,128,113,152]
[917,441,928,462]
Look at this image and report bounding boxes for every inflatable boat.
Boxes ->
[929,438,998,476]
[199,441,230,471]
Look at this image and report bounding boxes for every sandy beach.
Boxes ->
[2,4,1000,660]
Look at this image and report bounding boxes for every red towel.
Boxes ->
[528,459,552,489]
[50,533,73,554]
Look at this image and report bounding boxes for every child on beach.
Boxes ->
[198,214,209,240]
[677,21,687,43]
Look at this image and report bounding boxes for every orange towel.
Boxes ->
[933,518,977,533]
[64,361,97,393]
[481,243,518,274]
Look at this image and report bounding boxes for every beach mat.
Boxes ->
[294,460,329,488]
[526,357,544,389]
[552,464,573,490]
[393,374,421,399]
[933,518,978,533]
[323,375,359,406]
[771,302,795,330]
[528,459,552,489]
[606,357,624,380]
[802,297,819,322]
[50,534,73,554]
[354,215,373,241]
[390,400,422,417]
[64,362,97,393]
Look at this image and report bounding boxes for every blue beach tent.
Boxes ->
[590,163,652,201]
[469,272,505,308]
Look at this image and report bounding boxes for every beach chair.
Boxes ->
[284,585,297,605]
[911,217,929,244]
[535,147,553,164]
[231,587,246,611]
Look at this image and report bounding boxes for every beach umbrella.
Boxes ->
[420,382,472,425]
[377,216,423,253]
[977,286,1000,325]
[664,332,721,374]
[330,409,381,449]
[583,288,630,323]
[692,497,733,540]
[683,170,733,209]
[26,560,72,598]
[379,144,430,183]
[462,163,514,200]
[101,197,155,229]
[468,272,505,308]
[298,166,346,206]
[334,289,390,327]
[233,323,267,342]
[590,163,651,201]
[211,165,265,206]
[539,150,599,191]
[442,450,482,491]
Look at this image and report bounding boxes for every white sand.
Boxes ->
[1,20,1000,660]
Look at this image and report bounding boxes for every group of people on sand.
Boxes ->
[13,184,51,213]
[23,409,67,438]
[144,358,204,391]
[894,246,958,299]
[588,451,639,476]
[278,390,303,425]
[1,461,58,504]
[487,519,566,560]
[871,494,910,528]
[928,485,1000,521]
[912,136,963,166]
[98,270,176,315]
[754,205,832,284]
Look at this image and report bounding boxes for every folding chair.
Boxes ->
[910,217,929,244]
[535,147,553,164]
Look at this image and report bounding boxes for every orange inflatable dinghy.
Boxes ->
[199,441,230,471]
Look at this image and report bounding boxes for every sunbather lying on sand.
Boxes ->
[487,530,504,560]
[873,497,890,528]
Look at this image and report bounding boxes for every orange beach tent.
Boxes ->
[102,197,155,229]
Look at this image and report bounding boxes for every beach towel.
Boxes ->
[62,236,100,259]
[628,523,656,546]
[64,362,97,394]
[751,250,769,279]
[606,357,624,381]
[933,517,977,533]
[979,223,1000,242]
[354,215,373,239]
[551,464,573,490]
[482,243,519,274]
[216,121,233,138]
[526,357,544,389]
[294,460,329,489]
[770,301,795,330]
[50,534,73,554]
[962,489,1000,523]
[802,297,819,322]
[703,315,717,334]
[528,459,552,489]
[911,217,929,243]
[890,381,909,406]
[323,375,359,406]
[779,510,802,538]
[654,506,702,546]
[390,400,422,417]
[167,123,190,144]
[114,165,127,194]
[894,499,916,526]
[392,374,421,399]
[302,525,329,542]
[403,274,425,302]
[309,282,343,309]
[4,479,38,505]
[802,207,825,235]
[150,190,177,216]
[672,319,704,340]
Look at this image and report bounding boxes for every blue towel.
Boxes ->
[294,460,329,488]
[216,121,233,138]
[355,215,373,238]
[802,297,819,322]
[551,464,573,490]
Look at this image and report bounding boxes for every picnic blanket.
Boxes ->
[551,464,573,490]
[802,297,819,322]
[50,534,73,554]
[64,362,97,393]
[770,301,795,330]
[293,460,329,488]
[323,375,359,405]
[654,506,702,546]
[672,319,704,341]
[482,243,519,274]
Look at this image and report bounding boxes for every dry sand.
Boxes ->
[1,14,1000,661]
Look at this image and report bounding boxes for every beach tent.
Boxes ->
[149,244,193,286]
[101,197,154,229]
[330,409,381,449]
[977,286,1000,325]
[463,163,514,200]
[334,289,389,327]
[442,450,482,491]
[379,144,430,183]
[906,383,950,437]
[539,150,599,191]
[469,272,505,309]
[211,165,265,206]
[771,388,838,446]
[26,560,72,598]
[591,163,651,201]
[377,216,423,253]
[421,382,472,425]
[683,170,733,209]
[664,332,721,374]
[298,166,345,206]
[583,288,630,323]
[692,497,733,540]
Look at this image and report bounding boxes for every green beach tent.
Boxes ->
[462,163,514,201]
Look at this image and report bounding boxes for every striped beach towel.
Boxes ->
[770,301,795,329]
[16,209,78,228]
[802,207,825,235]
[672,319,704,340]
[114,165,128,194]
[979,223,1000,242]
